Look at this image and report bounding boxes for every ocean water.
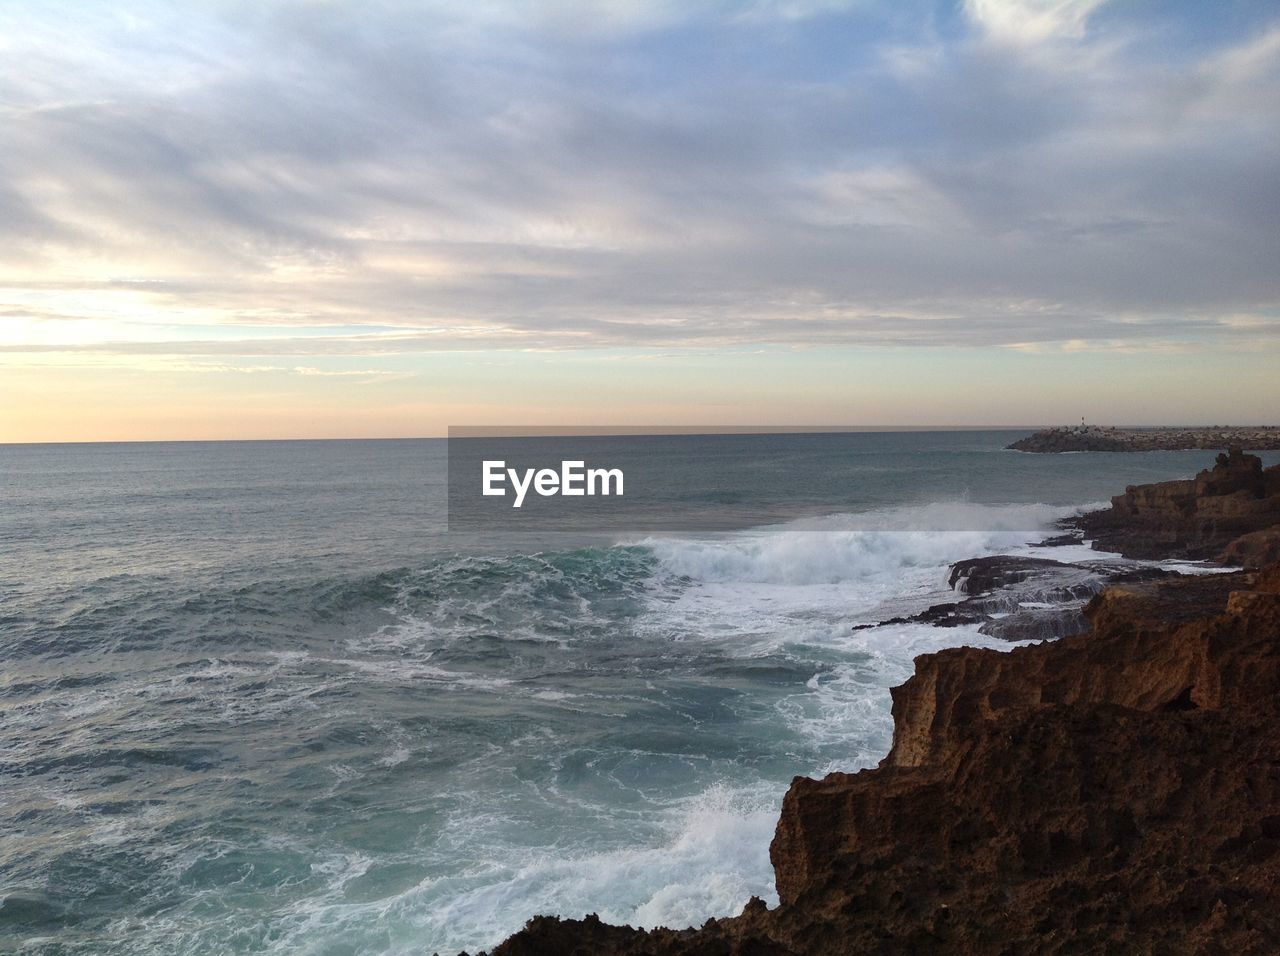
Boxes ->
[3,433,1275,955]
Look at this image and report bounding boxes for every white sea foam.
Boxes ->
[640,501,1082,587]
[334,657,515,691]
[633,503,1072,776]
[224,782,782,956]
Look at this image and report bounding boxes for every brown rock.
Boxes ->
[853,554,1173,643]
[1075,451,1280,559]
[1222,525,1280,568]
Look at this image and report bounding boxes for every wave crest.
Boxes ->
[638,501,1084,586]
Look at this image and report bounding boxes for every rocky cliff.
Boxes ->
[1075,448,1280,562]
[484,460,1280,956]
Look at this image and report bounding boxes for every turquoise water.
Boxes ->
[3,434,1274,954]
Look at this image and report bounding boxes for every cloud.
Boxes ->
[964,0,1110,45]
[0,0,1276,361]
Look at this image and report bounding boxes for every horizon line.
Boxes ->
[7,423,1279,446]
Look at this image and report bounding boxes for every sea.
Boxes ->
[4,432,1275,955]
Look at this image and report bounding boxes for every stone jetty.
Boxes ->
[1008,424,1280,453]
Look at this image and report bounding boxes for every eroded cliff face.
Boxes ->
[881,569,1280,770]
[488,566,1280,956]
[1075,449,1280,562]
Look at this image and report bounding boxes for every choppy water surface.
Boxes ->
[3,434,1273,954]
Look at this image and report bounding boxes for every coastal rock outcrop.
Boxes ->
[852,553,1169,642]
[1074,448,1280,560]
[1222,527,1280,569]
[490,563,1280,954]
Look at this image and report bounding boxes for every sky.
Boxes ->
[1,0,1278,441]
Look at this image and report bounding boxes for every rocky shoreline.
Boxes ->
[477,453,1280,956]
[1008,425,1280,453]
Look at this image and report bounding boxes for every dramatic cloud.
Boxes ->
[1,0,1278,358]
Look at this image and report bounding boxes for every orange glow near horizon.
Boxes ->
[5,343,1280,443]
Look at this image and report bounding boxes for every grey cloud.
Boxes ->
[1,1,1278,353]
